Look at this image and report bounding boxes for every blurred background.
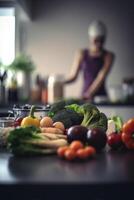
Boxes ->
[0,0,134,107]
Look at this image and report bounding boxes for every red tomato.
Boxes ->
[76,149,88,159]
[84,146,96,156]
[64,149,76,161]
[57,146,69,158]
[70,141,84,151]
[107,133,123,149]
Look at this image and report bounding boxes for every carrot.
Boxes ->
[39,133,67,140]
[41,127,64,135]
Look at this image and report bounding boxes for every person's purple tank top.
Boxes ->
[80,49,107,97]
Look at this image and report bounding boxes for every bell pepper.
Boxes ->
[122,118,134,149]
[21,106,40,128]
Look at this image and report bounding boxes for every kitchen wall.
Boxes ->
[16,0,134,98]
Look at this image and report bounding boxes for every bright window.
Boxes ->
[0,8,15,65]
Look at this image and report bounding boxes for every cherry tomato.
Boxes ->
[84,146,96,156]
[70,141,84,151]
[64,149,76,161]
[107,133,123,150]
[57,146,69,158]
[76,149,88,159]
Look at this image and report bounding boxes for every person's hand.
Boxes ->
[83,91,93,101]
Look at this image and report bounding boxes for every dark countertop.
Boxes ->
[0,149,134,200]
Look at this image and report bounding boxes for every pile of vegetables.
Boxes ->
[5,100,134,159]
[48,100,107,131]
[7,126,67,156]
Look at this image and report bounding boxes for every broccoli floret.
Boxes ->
[66,103,107,131]
[50,101,107,131]
[48,100,66,117]
[80,103,100,127]
[48,99,84,118]
[52,109,83,128]
[66,103,99,126]
[88,112,108,132]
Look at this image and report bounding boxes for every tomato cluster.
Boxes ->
[57,141,96,161]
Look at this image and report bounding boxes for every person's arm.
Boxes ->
[84,52,114,99]
[64,50,83,84]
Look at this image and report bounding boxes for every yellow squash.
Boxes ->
[21,106,40,128]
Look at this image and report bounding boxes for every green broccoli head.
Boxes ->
[79,103,100,127]
[88,112,108,132]
[66,103,107,131]
[48,100,66,117]
[52,109,83,128]
[48,99,84,118]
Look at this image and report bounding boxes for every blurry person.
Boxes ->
[64,21,114,100]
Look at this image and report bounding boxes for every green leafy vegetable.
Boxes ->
[48,100,66,117]
[7,126,55,156]
[48,99,84,118]
[52,109,83,129]
[88,112,108,131]
[110,116,123,132]
[66,103,107,132]
[49,101,107,131]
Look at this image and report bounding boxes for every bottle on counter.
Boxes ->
[7,76,18,103]
[41,77,48,104]
[30,74,42,103]
[0,70,7,104]
[0,82,5,104]
[48,74,64,104]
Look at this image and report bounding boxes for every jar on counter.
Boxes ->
[48,75,64,104]
[122,78,134,102]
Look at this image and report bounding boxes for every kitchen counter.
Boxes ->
[0,149,134,200]
[1,102,134,121]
